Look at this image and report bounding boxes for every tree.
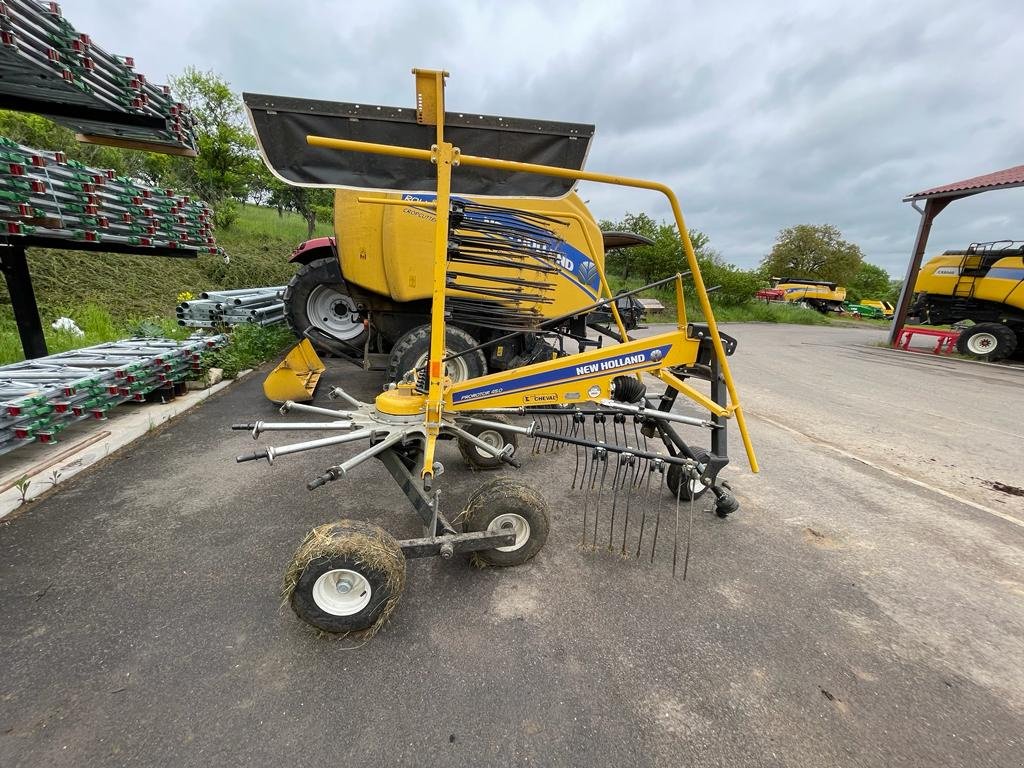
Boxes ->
[168,68,257,203]
[601,213,760,304]
[761,224,864,286]
[847,262,891,302]
[603,212,710,283]
[269,184,333,239]
[0,110,166,183]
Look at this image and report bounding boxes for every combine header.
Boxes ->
[234,69,758,638]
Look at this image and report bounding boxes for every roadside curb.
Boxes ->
[0,369,252,521]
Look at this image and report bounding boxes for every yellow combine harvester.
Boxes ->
[911,240,1024,360]
[236,69,757,638]
[859,299,894,318]
[771,277,847,312]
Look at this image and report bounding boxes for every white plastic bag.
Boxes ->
[51,317,84,337]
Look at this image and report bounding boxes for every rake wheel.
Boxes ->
[457,414,518,470]
[285,520,406,636]
[665,448,712,501]
[462,478,550,566]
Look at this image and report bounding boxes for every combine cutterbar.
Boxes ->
[234,69,758,639]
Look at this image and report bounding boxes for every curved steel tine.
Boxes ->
[546,414,559,452]
[608,453,624,551]
[570,412,584,488]
[593,448,608,550]
[552,413,564,451]
[599,413,608,444]
[633,416,642,451]
[650,461,667,564]
[582,447,600,546]
[554,412,568,451]
[579,424,591,490]
[634,456,647,488]
[683,485,696,581]
[620,454,640,556]
[636,459,658,558]
[673,466,684,578]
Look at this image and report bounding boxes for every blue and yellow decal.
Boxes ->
[451,344,673,405]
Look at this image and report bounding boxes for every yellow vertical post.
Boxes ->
[412,69,452,480]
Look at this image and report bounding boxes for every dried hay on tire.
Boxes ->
[282,519,406,640]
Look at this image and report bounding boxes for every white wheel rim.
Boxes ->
[307,286,363,341]
[474,428,510,459]
[966,332,997,355]
[414,350,471,382]
[689,476,707,494]
[488,513,531,552]
[311,569,372,616]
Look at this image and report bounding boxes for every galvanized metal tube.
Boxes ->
[279,401,353,420]
[597,400,718,429]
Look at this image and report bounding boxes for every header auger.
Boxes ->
[235,69,758,639]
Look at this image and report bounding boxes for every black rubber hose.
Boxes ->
[611,375,647,404]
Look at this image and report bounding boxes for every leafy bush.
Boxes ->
[697,253,765,306]
[201,323,295,379]
[213,198,240,230]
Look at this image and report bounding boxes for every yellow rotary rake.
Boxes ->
[233,69,758,638]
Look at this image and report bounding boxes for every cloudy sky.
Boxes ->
[66,0,1023,276]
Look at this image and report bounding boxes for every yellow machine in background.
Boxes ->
[911,241,1024,360]
[771,277,847,312]
[860,299,894,318]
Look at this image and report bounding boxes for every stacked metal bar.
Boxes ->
[0,334,226,456]
[176,287,286,328]
[0,0,197,153]
[0,137,221,252]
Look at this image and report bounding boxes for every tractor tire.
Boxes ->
[387,324,486,384]
[285,519,406,636]
[665,448,713,501]
[457,414,518,470]
[284,257,367,355]
[462,478,550,567]
[955,323,1018,362]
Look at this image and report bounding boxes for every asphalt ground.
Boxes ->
[1,323,1022,767]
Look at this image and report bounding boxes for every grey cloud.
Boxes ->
[61,0,1023,275]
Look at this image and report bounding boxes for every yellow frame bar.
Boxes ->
[304,92,759,474]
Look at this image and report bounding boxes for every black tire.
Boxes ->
[955,323,1018,362]
[462,478,550,566]
[465,474,544,510]
[665,448,713,501]
[458,414,518,470]
[284,257,367,355]
[387,324,486,383]
[285,519,406,636]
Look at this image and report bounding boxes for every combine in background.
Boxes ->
[911,240,1024,361]
[759,277,847,313]
[860,299,894,318]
